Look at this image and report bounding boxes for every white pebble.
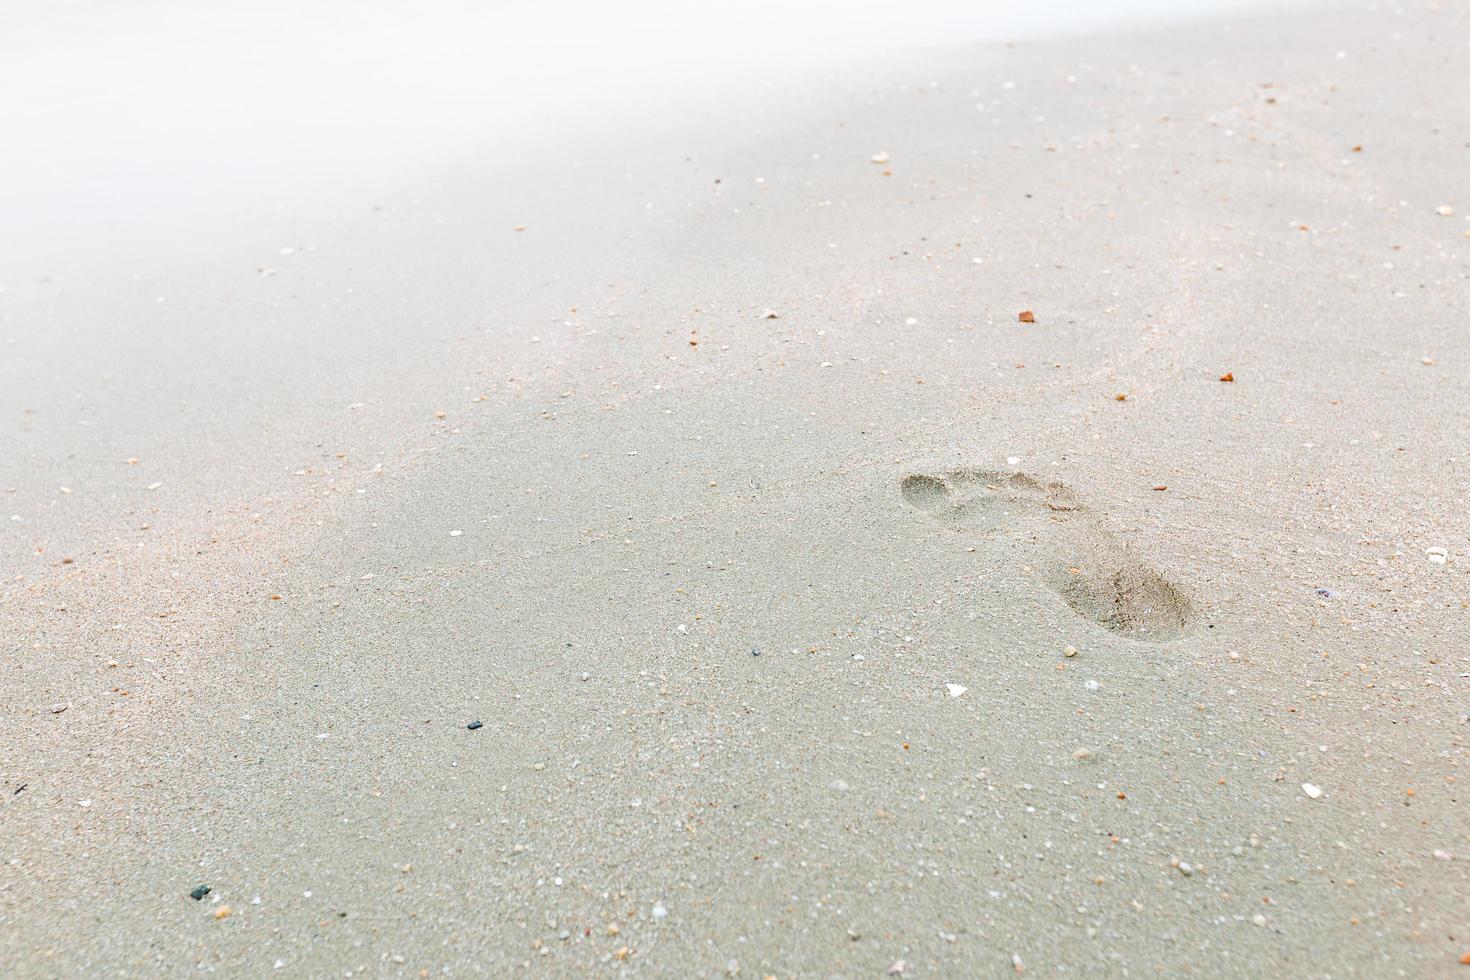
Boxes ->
[1301,782,1323,799]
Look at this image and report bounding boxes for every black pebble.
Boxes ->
[190,885,211,901]
[467,720,483,730]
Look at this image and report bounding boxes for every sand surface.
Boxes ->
[3,1,1468,976]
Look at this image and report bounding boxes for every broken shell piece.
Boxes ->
[870,151,891,164]
[1425,547,1448,565]
[945,683,968,698]
[1301,782,1323,799]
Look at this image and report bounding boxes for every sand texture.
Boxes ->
[2,2,1468,976]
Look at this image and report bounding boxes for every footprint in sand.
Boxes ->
[901,468,1196,641]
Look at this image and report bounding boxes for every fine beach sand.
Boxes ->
[3,2,1468,975]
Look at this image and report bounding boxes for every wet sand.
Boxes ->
[3,2,1468,975]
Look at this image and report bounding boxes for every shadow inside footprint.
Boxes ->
[899,474,951,514]
[1046,558,1195,642]
[901,469,1196,641]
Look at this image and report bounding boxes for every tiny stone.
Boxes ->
[213,905,232,920]
[1252,914,1266,927]
[49,702,68,714]
[870,151,890,164]
[190,885,211,901]
[1063,645,1078,658]
[467,720,484,730]
[830,779,851,792]
[1301,782,1323,799]
[652,904,668,919]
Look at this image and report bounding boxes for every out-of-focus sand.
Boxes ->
[3,2,1468,975]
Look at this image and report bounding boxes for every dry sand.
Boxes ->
[3,1,1468,976]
